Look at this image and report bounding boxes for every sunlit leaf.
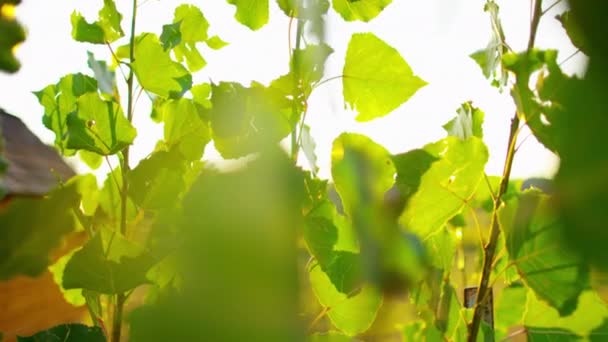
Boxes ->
[0,181,80,279]
[205,35,228,50]
[79,150,103,170]
[310,266,382,336]
[495,284,528,340]
[161,98,210,160]
[98,166,136,221]
[71,0,124,44]
[400,136,488,238]
[499,190,589,316]
[226,0,268,30]
[343,33,426,121]
[309,331,355,342]
[170,4,210,71]
[48,248,86,306]
[526,327,582,341]
[17,324,105,342]
[34,73,98,155]
[443,101,484,140]
[131,33,192,98]
[63,229,156,294]
[66,93,136,155]
[332,0,392,22]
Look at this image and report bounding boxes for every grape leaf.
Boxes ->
[526,327,582,341]
[17,324,105,342]
[66,93,136,155]
[171,4,210,72]
[63,229,156,294]
[98,167,136,221]
[209,81,291,158]
[343,33,426,121]
[499,190,589,316]
[206,35,228,50]
[79,150,103,170]
[443,101,484,140]
[226,0,268,30]
[131,33,192,98]
[87,51,115,96]
[34,73,98,155]
[71,0,124,44]
[0,180,80,279]
[161,98,210,161]
[48,248,86,307]
[332,0,392,22]
[160,22,181,50]
[400,136,488,238]
[310,266,382,336]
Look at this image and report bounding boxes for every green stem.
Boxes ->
[290,19,304,161]
[467,1,543,341]
[112,0,137,341]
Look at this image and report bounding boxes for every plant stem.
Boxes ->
[467,1,543,341]
[290,19,304,161]
[112,0,137,341]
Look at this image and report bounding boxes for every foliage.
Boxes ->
[0,0,606,341]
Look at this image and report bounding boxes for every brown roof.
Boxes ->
[0,109,75,196]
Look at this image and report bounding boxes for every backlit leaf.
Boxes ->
[443,102,484,140]
[226,0,268,30]
[332,0,392,22]
[499,190,589,316]
[343,33,426,121]
[131,34,192,98]
[71,0,124,44]
[400,136,488,238]
[0,180,80,279]
[162,98,210,161]
[66,93,136,155]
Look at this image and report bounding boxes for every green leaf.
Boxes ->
[48,248,86,306]
[34,73,98,155]
[332,0,392,22]
[63,229,156,294]
[526,327,582,341]
[294,43,333,91]
[98,167,136,221]
[205,35,229,50]
[525,290,608,338]
[79,150,102,170]
[0,13,26,73]
[343,33,426,121]
[391,149,439,207]
[589,319,608,342]
[400,136,488,238]
[170,4,210,72]
[310,266,382,336]
[160,22,181,50]
[226,0,269,30]
[129,150,188,210]
[131,34,192,98]
[191,83,212,108]
[0,180,80,279]
[87,51,115,96]
[73,174,99,216]
[277,0,330,18]
[499,190,589,316]
[470,1,508,88]
[17,324,105,342]
[495,284,528,340]
[443,101,484,140]
[424,227,456,271]
[161,98,210,160]
[70,0,124,44]
[309,331,356,342]
[556,11,589,55]
[66,93,136,155]
[209,81,292,158]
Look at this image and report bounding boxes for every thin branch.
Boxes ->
[542,0,563,15]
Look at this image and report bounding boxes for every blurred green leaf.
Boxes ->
[494,284,527,340]
[277,0,329,18]
[0,9,25,73]
[310,266,382,336]
[98,167,136,221]
[63,229,156,294]
[129,150,305,341]
[205,35,228,50]
[48,248,86,306]
[424,227,456,271]
[343,33,426,121]
[66,93,136,155]
[209,81,291,158]
[71,0,124,44]
[161,98,210,160]
[87,51,115,96]
[443,101,484,140]
[0,180,80,279]
[300,124,318,173]
[526,327,582,341]
[391,149,438,207]
[308,331,356,342]
[556,11,588,55]
[131,34,192,98]
[34,73,98,155]
[17,324,105,342]
[79,150,103,170]
[332,0,392,22]
[400,136,488,238]
[499,190,589,316]
[226,0,268,30]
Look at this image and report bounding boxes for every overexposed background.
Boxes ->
[0,0,584,182]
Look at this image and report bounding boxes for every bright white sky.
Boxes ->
[0,0,584,182]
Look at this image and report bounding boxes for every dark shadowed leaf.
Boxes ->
[17,324,105,342]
